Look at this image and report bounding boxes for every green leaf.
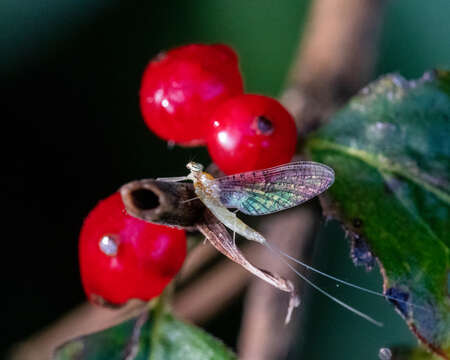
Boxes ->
[54,311,236,360]
[391,346,443,360]
[53,314,151,360]
[149,312,235,360]
[307,70,450,357]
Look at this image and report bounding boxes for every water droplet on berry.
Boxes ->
[378,347,392,360]
[99,235,119,256]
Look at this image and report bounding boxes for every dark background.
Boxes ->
[1,0,449,358]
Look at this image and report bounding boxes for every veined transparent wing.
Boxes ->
[215,161,335,215]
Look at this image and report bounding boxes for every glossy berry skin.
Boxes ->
[207,94,297,174]
[79,192,186,305]
[140,44,244,146]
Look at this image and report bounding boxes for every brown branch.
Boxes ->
[239,0,386,359]
[282,0,385,136]
[122,310,149,360]
[120,179,204,229]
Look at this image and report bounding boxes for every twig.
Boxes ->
[281,0,385,136]
[120,179,203,229]
[239,0,386,358]
[123,310,149,360]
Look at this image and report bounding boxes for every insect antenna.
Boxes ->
[264,241,383,326]
[266,242,429,312]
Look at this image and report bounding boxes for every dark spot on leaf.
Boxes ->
[383,182,393,194]
[385,287,410,317]
[352,218,363,228]
[350,234,374,271]
[255,116,274,135]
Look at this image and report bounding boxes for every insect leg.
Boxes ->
[180,197,200,204]
[156,176,189,182]
[229,209,240,247]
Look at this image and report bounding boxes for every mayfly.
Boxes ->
[158,161,420,326]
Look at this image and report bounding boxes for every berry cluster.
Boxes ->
[79,43,298,307]
[140,44,297,174]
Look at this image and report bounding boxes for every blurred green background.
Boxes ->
[1,0,449,358]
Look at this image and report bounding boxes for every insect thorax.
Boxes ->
[192,172,220,200]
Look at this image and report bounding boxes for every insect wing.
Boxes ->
[215,161,335,215]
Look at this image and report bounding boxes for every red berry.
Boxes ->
[140,44,244,146]
[79,192,186,305]
[207,94,297,174]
